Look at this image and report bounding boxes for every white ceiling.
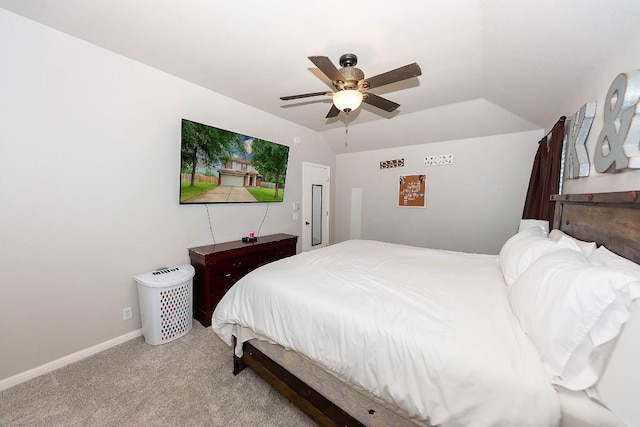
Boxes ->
[2,0,640,153]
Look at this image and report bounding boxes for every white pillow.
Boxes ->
[509,249,640,391]
[518,219,550,233]
[499,226,580,286]
[589,245,640,276]
[548,229,597,257]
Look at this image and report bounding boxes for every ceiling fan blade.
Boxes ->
[363,93,400,112]
[309,56,346,83]
[363,63,422,90]
[280,91,330,101]
[326,104,340,118]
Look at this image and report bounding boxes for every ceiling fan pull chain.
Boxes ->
[345,112,349,147]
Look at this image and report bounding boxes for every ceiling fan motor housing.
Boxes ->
[335,53,364,90]
[336,67,364,90]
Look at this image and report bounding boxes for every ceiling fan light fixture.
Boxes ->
[333,89,363,113]
[281,54,421,119]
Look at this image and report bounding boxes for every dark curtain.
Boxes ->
[522,118,565,225]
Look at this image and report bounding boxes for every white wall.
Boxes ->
[335,130,543,254]
[558,31,640,194]
[320,98,540,154]
[0,9,335,382]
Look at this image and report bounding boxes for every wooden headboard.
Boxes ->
[551,191,640,264]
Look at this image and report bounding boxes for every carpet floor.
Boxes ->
[0,322,316,426]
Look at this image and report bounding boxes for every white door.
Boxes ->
[302,162,330,252]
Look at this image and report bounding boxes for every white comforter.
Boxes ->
[212,240,561,426]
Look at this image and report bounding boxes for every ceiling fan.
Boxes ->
[280,54,422,119]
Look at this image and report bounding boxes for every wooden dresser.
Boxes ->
[188,233,298,327]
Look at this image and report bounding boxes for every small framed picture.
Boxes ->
[398,174,426,208]
[380,158,404,169]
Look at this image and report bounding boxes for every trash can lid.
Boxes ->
[134,264,195,287]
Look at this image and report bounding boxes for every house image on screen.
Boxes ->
[218,157,262,187]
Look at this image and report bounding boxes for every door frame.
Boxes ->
[301,162,330,252]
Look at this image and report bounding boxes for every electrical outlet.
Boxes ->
[122,307,132,320]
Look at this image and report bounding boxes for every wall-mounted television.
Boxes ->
[180,119,290,204]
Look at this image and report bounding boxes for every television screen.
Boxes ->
[180,119,290,204]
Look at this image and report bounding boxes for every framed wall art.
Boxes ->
[398,174,426,208]
[380,158,404,169]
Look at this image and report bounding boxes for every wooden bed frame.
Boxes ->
[233,338,364,426]
[551,191,640,263]
[232,190,640,426]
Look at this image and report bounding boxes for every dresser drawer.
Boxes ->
[261,244,296,264]
[209,253,261,273]
[210,290,228,310]
[210,269,251,293]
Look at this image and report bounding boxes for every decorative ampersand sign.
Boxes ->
[594,70,640,173]
[565,102,596,179]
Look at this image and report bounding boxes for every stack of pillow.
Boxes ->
[499,224,640,395]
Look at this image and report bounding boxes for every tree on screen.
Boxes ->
[181,120,245,187]
[250,139,289,199]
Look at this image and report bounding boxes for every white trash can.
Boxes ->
[134,264,195,345]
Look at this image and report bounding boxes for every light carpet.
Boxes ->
[0,322,315,426]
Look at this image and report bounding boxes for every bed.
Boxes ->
[212,191,640,426]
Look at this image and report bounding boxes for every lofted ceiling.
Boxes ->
[2,0,640,153]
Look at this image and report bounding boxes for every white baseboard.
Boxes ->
[0,328,143,392]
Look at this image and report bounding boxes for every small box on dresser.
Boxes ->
[188,233,298,327]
